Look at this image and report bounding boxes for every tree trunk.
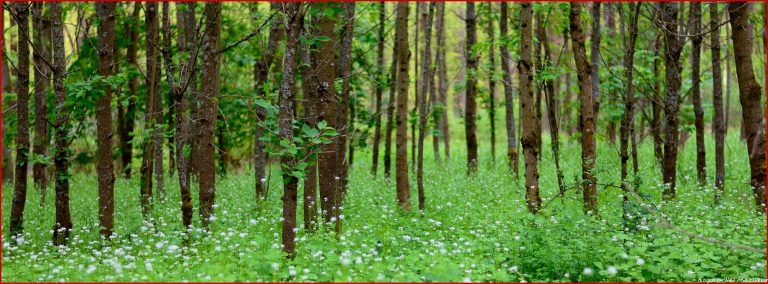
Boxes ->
[95,2,116,239]
[417,2,435,213]
[32,2,51,200]
[519,3,541,214]
[140,2,160,216]
[690,2,706,186]
[436,2,450,159]
[300,36,318,232]
[651,32,664,165]
[371,2,386,176]
[383,13,398,179]
[536,13,565,196]
[395,2,411,211]
[199,2,221,228]
[465,2,479,174]
[50,2,72,246]
[710,4,726,204]
[660,2,683,201]
[277,2,303,257]
[570,3,598,216]
[119,3,140,179]
[334,2,356,234]
[500,2,518,176]
[590,2,601,124]
[487,4,496,163]
[729,2,767,213]
[10,1,31,238]
[620,3,641,224]
[411,2,421,173]
[724,17,732,135]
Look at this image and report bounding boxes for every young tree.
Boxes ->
[96,2,116,238]
[619,3,641,222]
[199,2,222,227]
[499,2,518,176]
[486,3,497,162]
[569,2,598,216]
[729,2,767,213]
[417,2,435,213]
[10,1,30,238]
[395,1,411,211]
[140,2,161,216]
[335,2,356,233]
[50,2,72,246]
[659,2,683,200]
[300,31,318,232]
[710,4,726,203]
[465,2,479,174]
[31,2,51,198]
[690,2,706,186]
[590,2,601,121]
[519,3,540,214]
[384,6,399,178]
[436,2,449,159]
[118,3,140,179]
[371,2,386,176]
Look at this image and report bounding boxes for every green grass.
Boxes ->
[2,130,766,282]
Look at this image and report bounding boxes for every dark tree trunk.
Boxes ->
[500,2,518,176]
[417,2,435,213]
[334,2,356,234]
[724,18,732,135]
[140,2,160,216]
[660,2,683,200]
[620,3,641,224]
[729,2,767,213]
[10,1,30,238]
[651,32,664,165]
[436,2,449,159]
[371,2,386,176]
[710,4,726,204]
[465,2,478,174]
[119,3,140,179]
[300,36,318,232]
[96,2,117,238]
[199,2,221,228]
[570,3,598,216]
[32,2,51,200]
[590,2,601,124]
[520,3,541,214]
[487,3,496,162]
[50,2,72,246]
[690,2,706,186]
[411,3,421,173]
[395,2,411,211]
[383,13,398,179]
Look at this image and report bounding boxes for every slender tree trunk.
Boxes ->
[50,2,72,246]
[411,2,421,173]
[436,2,450,159]
[96,2,116,239]
[119,3,140,179]
[651,32,664,165]
[500,2,518,176]
[383,15,398,179]
[487,4,496,163]
[334,2,356,234]
[660,2,683,200]
[465,2,479,174]
[570,3,598,216]
[519,3,541,214]
[724,18,732,135]
[620,3,641,224]
[151,3,164,195]
[690,3,706,186]
[199,2,221,227]
[590,2,601,123]
[729,2,767,213]
[31,2,51,199]
[710,4,726,204]
[395,2,411,211]
[140,2,160,216]
[10,1,30,238]
[417,2,434,213]
[300,36,318,232]
[536,13,565,196]
[371,2,386,176]
[2,42,13,184]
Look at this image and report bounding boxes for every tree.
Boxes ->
[619,2,641,222]
[519,3,540,214]
[710,4,725,203]
[417,2,435,213]
[465,2,479,174]
[371,2,386,176]
[140,2,160,216]
[590,2,601,122]
[300,28,318,232]
[31,2,51,199]
[198,2,222,227]
[435,2,450,160]
[10,1,30,238]
[395,1,411,211]
[729,2,767,213]
[690,2,706,186]
[486,3,497,162]
[96,2,117,238]
[118,3,140,179]
[383,5,398,178]
[50,1,72,246]
[659,2,683,200]
[499,2,518,176]
[569,2,598,216]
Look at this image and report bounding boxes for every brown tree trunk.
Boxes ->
[300,36,318,232]
[31,2,51,200]
[384,13,398,179]
[690,2,707,186]
[436,2,450,159]
[520,3,541,214]
[710,4,726,204]
[50,2,72,246]
[96,2,116,238]
[119,3,140,179]
[590,2,601,124]
[411,2,421,173]
[199,2,221,228]
[10,1,30,238]
[277,2,303,257]
[417,2,434,213]
[465,2,478,174]
[2,40,13,184]
[487,4,496,163]
[570,3,598,216]
[395,2,411,211]
[371,2,386,176]
[724,18,732,135]
[140,2,160,216]
[660,2,683,200]
[729,2,767,213]
[334,2,356,234]
[620,3,641,223]
[500,2,517,176]
[651,32,664,165]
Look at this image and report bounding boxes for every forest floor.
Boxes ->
[2,134,766,282]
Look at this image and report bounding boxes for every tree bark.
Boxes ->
[140,2,160,216]
[465,2,479,174]
[395,2,411,211]
[383,11,398,179]
[10,1,31,238]
[660,2,683,200]
[300,34,318,232]
[334,2,356,234]
[199,2,221,227]
[690,2,707,186]
[50,2,72,246]
[590,2,601,123]
[371,2,386,176]
[570,3,598,216]
[520,3,541,214]
[96,2,116,238]
[31,2,51,199]
[436,2,450,159]
[500,2,518,176]
[651,32,664,165]
[487,3,496,162]
[620,3,641,224]
[119,3,140,179]
[710,4,726,204]
[729,2,767,213]
[417,2,435,213]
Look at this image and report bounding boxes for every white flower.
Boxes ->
[341,258,352,266]
[606,266,617,275]
[288,266,297,276]
[508,266,518,273]
[145,262,154,271]
[271,263,280,270]
[85,265,97,274]
[168,245,180,253]
[462,277,472,283]
[583,267,593,275]
[636,258,645,266]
